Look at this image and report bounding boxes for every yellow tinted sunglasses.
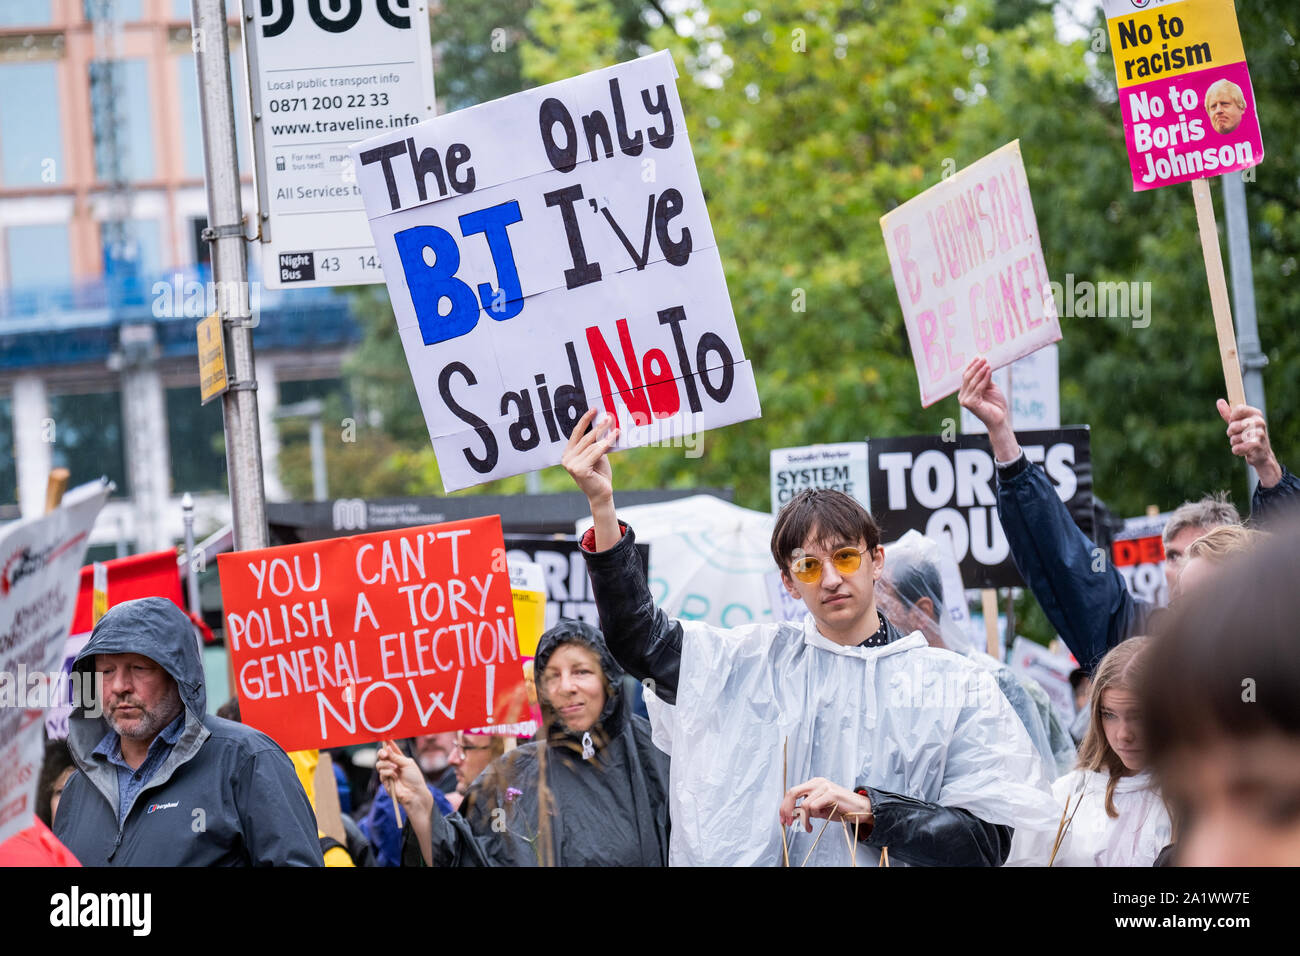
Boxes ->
[789,546,869,584]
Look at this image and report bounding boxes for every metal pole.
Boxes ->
[309,416,328,502]
[1221,171,1268,499]
[182,492,202,612]
[192,0,268,551]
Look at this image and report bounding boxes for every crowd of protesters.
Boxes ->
[5,358,1298,868]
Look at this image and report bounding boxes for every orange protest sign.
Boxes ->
[216,516,528,752]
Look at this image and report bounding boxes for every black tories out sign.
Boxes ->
[867,428,1094,589]
[353,52,760,492]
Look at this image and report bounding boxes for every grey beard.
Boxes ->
[109,695,184,741]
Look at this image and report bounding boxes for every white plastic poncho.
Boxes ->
[644,615,1060,866]
[1003,769,1171,867]
[877,529,1075,780]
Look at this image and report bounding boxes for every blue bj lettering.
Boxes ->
[395,225,479,345]
[395,200,525,346]
[460,201,524,323]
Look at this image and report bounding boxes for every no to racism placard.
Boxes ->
[217,516,529,752]
[880,141,1060,407]
[352,51,760,492]
[1102,0,1263,191]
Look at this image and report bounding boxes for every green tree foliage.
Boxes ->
[431,0,534,110]
[336,0,1299,566]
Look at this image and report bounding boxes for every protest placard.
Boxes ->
[1008,636,1077,728]
[1102,0,1263,192]
[880,141,1060,407]
[769,443,870,514]
[1102,0,1261,406]
[217,516,528,752]
[1113,513,1170,608]
[507,559,547,658]
[0,482,106,845]
[352,51,761,492]
[867,428,1094,588]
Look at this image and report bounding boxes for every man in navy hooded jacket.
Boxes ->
[54,597,323,866]
[959,357,1299,675]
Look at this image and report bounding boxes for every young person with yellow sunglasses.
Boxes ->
[562,408,1058,866]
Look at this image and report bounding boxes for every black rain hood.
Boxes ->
[404,620,671,866]
[533,619,627,753]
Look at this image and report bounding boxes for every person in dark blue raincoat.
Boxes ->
[960,357,1298,674]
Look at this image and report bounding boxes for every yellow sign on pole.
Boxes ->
[509,560,548,658]
[91,561,108,625]
[198,311,229,404]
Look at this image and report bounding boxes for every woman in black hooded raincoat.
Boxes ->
[379,620,670,866]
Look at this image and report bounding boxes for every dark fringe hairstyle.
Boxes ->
[770,488,881,574]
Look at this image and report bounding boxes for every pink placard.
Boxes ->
[880,141,1061,407]
[1119,60,1263,191]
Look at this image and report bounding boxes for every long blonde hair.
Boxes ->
[1077,637,1150,818]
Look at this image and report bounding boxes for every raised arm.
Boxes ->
[562,407,684,703]
[959,359,1151,673]
[1217,399,1300,524]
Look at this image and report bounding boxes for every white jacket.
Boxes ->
[644,615,1060,866]
[1004,768,1171,867]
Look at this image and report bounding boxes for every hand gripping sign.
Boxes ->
[217,516,529,752]
[351,51,760,492]
[880,141,1060,407]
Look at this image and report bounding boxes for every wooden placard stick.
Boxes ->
[1190,177,1247,408]
[313,751,347,846]
[981,589,999,658]
[44,467,70,514]
[780,736,790,867]
[383,739,404,827]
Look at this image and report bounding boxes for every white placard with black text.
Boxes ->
[353,52,760,491]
